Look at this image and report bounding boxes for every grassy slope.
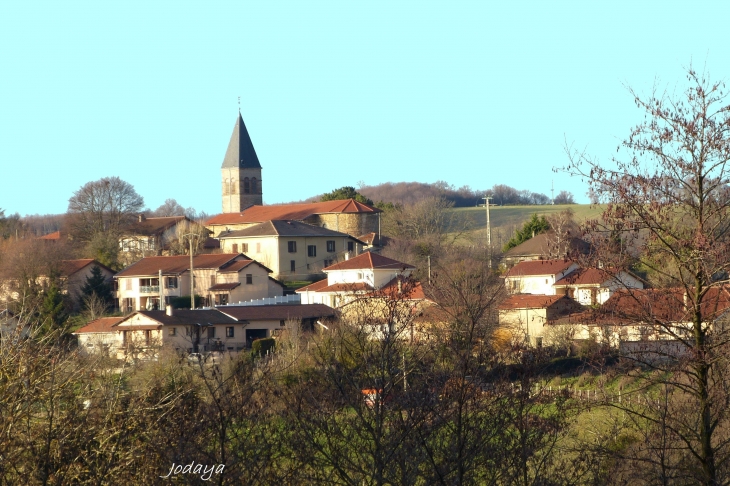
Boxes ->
[447,204,604,248]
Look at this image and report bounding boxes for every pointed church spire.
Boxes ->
[221,113,261,169]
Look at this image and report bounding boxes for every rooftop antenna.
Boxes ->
[551,180,555,205]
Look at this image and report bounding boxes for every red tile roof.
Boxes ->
[296,279,330,293]
[553,268,612,286]
[324,252,414,271]
[74,317,124,334]
[206,199,381,226]
[375,277,428,300]
[115,254,244,277]
[504,259,575,277]
[498,294,568,310]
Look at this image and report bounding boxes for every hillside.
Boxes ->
[447,204,603,249]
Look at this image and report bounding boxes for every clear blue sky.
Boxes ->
[2,1,728,217]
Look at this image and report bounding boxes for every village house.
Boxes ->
[498,294,584,347]
[118,215,200,264]
[115,253,283,312]
[91,304,336,360]
[552,267,644,305]
[216,220,365,281]
[503,259,580,295]
[297,252,416,308]
[0,258,114,307]
[73,316,125,356]
[502,231,591,267]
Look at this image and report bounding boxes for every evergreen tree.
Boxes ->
[320,186,373,205]
[81,265,114,308]
[503,214,550,251]
[40,281,67,329]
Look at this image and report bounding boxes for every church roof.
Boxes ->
[206,199,381,226]
[221,112,261,169]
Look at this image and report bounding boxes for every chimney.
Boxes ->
[345,252,350,260]
[166,305,174,317]
[138,214,146,222]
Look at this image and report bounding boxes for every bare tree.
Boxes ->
[565,67,730,483]
[67,176,144,242]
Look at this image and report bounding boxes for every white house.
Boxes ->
[297,252,415,308]
[503,259,580,295]
[73,317,125,356]
[552,268,644,305]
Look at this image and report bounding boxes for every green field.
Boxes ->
[448,204,604,248]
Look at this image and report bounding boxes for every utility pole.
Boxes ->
[483,196,493,268]
[182,233,197,309]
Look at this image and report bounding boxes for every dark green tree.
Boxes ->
[40,281,67,330]
[320,186,373,205]
[81,265,114,308]
[503,214,550,251]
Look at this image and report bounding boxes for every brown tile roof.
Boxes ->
[73,317,124,334]
[217,304,337,321]
[553,268,612,286]
[125,216,191,237]
[324,252,414,271]
[504,259,575,277]
[218,260,256,273]
[206,199,381,226]
[120,309,239,326]
[503,232,591,258]
[209,282,241,291]
[498,294,567,310]
[115,254,244,277]
[296,278,330,293]
[60,259,114,277]
[579,287,730,325]
[219,220,363,240]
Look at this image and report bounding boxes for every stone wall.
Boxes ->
[308,212,379,238]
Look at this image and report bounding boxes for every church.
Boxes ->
[209,113,381,239]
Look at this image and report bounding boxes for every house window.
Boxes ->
[226,327,234,338]
[211,275,216,286]
[290,260,296,272]
[280,320,286,327]
[232,243,238,253]
[244,177,250,194]
[242,243,249,253]
[347,241,354,252]
[166,276,178,289]
[145,330,151,346]
[207,327,216,339]
[125,279,132,290]
[288,241,297,253]
[216,294,228,305]
[256,242,261,253]
[122,298,134,313]
[324,259,333,267]
[326,240,335,252]
[169,327,177,336]
[246,274,253,284]
[308,245,316,257]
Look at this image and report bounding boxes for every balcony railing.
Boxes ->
[140,285,160,294]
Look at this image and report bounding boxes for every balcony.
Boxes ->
[139,285,160,294]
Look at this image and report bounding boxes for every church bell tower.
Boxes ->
[221,112,263,213]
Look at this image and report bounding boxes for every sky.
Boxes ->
[2,1,729,217]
